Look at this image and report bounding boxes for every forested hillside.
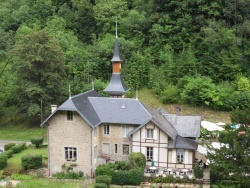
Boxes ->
[0,0,250,123]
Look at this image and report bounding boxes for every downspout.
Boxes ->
[91,128,93,178]
[47,124,50,177]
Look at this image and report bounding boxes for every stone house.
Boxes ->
[41,35,200,178]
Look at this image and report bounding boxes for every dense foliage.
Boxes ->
[0,0,250,118]
[30,137,44,148]
[95,160,144,186]
[207,126,250,188]
[21,154,43,170]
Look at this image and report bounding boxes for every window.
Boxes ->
[146,129,154,138]
[114,144,118,154]
[65,147,77,161]
[104,124,109,135]
[67,111,73,121]
[146,147,153,161]
[122,125,129,137]
[103,143,110,154]
[177,149,184,163]
[123,144,129,155]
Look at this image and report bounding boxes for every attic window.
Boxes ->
[67,111,73,121]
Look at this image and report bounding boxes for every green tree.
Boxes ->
[12,29,66,117]
[207,126,250,187]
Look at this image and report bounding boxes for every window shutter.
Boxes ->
[184,150,189,164]
[153,148,158,163]
[172,149,176,163]
[154,129,158,140]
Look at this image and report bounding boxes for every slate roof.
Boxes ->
[89,97,151,125]
[103,73,130,95]
[111,38,122,62]
[41,90,102,127]
[163,114,201,138]
[168,135,198,150]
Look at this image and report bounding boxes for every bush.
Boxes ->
[94,183,107,188]
[112,168,144,186]
[160,85,180,104]
[4,143,15,151]
[1,149,14,158]
[53,171,81,179]
[95,163,115,177]
[12,143,26,153]
[0,155,7,170]
[194,164,203,179]
[96,175,112,187]
[21,155,43,170]
[30,137,44,148]
[128,152,146,169]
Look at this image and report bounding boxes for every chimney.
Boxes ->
[51,105,57,113]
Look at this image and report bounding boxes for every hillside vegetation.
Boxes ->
[0,0,249,125]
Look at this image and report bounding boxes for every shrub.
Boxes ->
[1,150,14,158]
[115,161,129,170]
[94,183,107,188]
[30,137,44,148]
[96,175,112,187]
[194,164,203,179]
[0,155,7,170]
[12,143,26,153]
[4,143,15,151]
[112,168,144,186]
[53,171,81,179]
[95,163,115,177]
[160,85,180,104]
[128,152,146,169]
[21,155,43,170]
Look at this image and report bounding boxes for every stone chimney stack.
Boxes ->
[51,105,57,113]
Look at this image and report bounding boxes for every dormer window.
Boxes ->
[67,111,73,121]
[146,129,154,139]
[104,124,110,135]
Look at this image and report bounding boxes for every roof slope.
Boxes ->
[103,73,129,95]
[168,135,198,150]
[89,97,151,125]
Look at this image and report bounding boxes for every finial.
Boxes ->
[116,16,118,39]
[92,78,94,90]
[69,84,71,99]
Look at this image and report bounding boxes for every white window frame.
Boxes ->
[122,144,129,155]
[146,147,153,161]
[67,111,73,121]
[65,147,77,161]
[146,129,154,139]
[122,125,129,137]
[176,149,185,163]
[104,124,110,135]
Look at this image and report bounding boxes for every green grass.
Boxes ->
[15,179,85,188]
[138,88,231,123]
[5,146,48,174]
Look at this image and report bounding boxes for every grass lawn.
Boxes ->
[5,146,48,173]
[15,179,85,188]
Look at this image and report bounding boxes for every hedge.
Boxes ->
[1,149,14,158]
[21,155,43,170]
[94,183,107,188]
[112,168,144,185]
[4,143,15,151]
[95,175,112,187]
[30,137,43,148]
[0,155,7,170]
[12,143,26,153]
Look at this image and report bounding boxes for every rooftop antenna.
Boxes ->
[69,84,71,99]
[116,16,118,39]
[92,78,94,90]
